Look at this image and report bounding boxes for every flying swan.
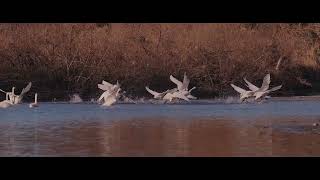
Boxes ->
[98,80,121,106]
[12,82,32,104]
[169,72,197,101]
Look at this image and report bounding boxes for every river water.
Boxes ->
[0,99,320,156]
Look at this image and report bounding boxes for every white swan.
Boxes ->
[244,74,270,92]
[29,93,39,108]
[170,72,191,91]
[0,87,16,104]
[231,74,272,102]
[0,101,13,108]
[98,80,120,92]
[145,86,177,99]
[230,84,255,102]
[254,85,282,100]
[163,90,190,102]
[169,73,197,101]
[98,80,121,106]
[10,82,32,104]
[244,74,272,99]
[162,87,191,102]
[102,88,121,106]
[0,93,13,108]
[244,74,282,100]
[98,81,121,102]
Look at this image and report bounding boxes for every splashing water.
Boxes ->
[212,96,240,104]
[69,94,83,103]
[68,94,272,105]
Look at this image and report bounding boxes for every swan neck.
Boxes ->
[35,93,38,103]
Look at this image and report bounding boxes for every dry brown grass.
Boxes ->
[0,23,320,101]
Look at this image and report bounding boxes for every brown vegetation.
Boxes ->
[0,23,320,101]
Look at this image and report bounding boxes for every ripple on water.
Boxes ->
[0,99,320,156]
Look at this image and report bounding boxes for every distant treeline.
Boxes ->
[0,23,320,101]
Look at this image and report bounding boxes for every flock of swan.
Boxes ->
[231,74,282,102]
[0,82,35,108]
[0,73,282,109]
[145,73,197,102]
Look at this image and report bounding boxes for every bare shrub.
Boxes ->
[0,23,320,100]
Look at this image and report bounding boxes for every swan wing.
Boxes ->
[243,78,259,91]
[231,84,247,94]
[102,80,114,88]
[170,75,183,90]
[165,88,178,94]
[98,84,112,91]
[0,89,7,94]
[260,74,271,91]
[102,80,113,89]
[174,92,190,101]
[182,73,190,90]
[98,91,110,102]
[20,82,32,96]
[266,85,282,93]
[162,93,172,100]
[145,86,160,96]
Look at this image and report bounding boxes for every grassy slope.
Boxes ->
[0,23,320,101]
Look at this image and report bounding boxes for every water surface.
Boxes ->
[1,99,320,156]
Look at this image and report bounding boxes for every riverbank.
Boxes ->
[1,23,320,101]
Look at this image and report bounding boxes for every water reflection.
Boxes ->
[0,117,308,157]
[1,101,320,156]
